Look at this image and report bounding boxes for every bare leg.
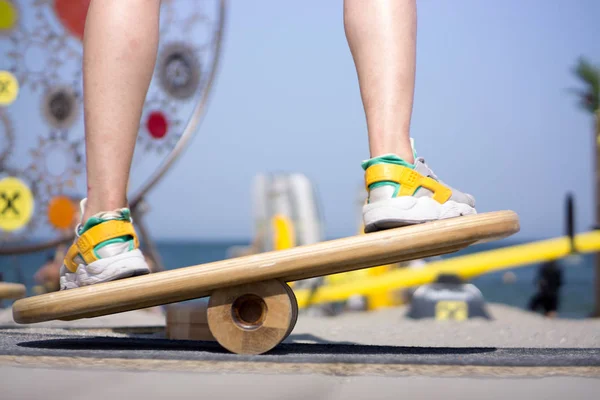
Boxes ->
[347,1,477,233]
[344,0,417,163]
[82,0,161,221]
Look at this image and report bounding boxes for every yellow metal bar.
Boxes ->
[293,230,600,308]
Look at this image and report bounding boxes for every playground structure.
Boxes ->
[0,0,227,278]
[226,174,431,312]
[226,172,325,258]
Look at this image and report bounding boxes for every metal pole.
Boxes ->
[594,110,600,317]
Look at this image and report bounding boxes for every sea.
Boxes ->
[0,239,596,319]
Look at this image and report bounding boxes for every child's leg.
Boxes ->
[344,0,416,162]
[344,0,476,232]
[60,0,161,290]
[82,0,161,221]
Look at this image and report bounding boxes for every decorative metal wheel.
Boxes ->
[0,0,227,254]
[0,109,15,168]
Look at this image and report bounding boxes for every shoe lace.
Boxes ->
[415,157,440,181]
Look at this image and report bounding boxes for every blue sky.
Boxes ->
[2,0,599,243]
[142,0,599,241]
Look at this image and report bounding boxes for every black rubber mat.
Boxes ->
[1,331,599,367]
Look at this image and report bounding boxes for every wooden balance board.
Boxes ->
[12,211,519,354]
[0,283,26,301]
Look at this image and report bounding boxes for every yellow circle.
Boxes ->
[0,70,19,106]
[0,1,18,32]
[0,177,34,232]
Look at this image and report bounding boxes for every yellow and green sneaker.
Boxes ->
[362,140,476,233]
[59,199,150,290]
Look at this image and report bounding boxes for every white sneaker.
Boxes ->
[59,199,150,290]
[362,140,476,233]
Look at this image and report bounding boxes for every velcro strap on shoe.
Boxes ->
[365,164,452,204]
[64,220,139,273]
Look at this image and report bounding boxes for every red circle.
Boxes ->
[54,0,91,41]
[146,111,168,139]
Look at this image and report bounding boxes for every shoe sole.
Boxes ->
[60,249,150,290]
[363,196,476,233]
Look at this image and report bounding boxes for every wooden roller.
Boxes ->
[207,279,298,355]
[0,283,26,301]
[281,279,299,341]
[166,281,298,352]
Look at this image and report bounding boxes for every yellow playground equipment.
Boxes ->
[230,175,407,311]
[314,224,405,311]
[231,175,597,313]
[292,229,600,308]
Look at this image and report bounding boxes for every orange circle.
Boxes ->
[47,196,77,230]
[53,0,91,41]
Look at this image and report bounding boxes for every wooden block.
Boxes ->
[166,303,216,341]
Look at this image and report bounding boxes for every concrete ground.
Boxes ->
[0,302,599,399]
[1,365,599,400]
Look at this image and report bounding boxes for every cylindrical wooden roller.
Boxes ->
[207,279,298,355]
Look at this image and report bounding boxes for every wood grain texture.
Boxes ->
[166,303,216,342]
[207,279,296,354]
[0,283,26,300]
[12,211,519,324]
[282,281,299,341]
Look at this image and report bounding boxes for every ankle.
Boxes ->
[370,145,415,164]
[396,149,415,164]
[362,153,415,172]
[82,197,129,223]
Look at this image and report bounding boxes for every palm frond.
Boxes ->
[571,57,600,113]
[567,88,598,113]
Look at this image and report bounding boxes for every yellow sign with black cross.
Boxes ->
[435,300,468,321]
[0,70,19,106]
[0,177,34,232]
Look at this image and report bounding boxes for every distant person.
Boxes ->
[33,197,82,293]
[33,251,64,293]
[528,260,563,318]
[58,0,477,290]
[33,198,82,293]
[502,271,517,284]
